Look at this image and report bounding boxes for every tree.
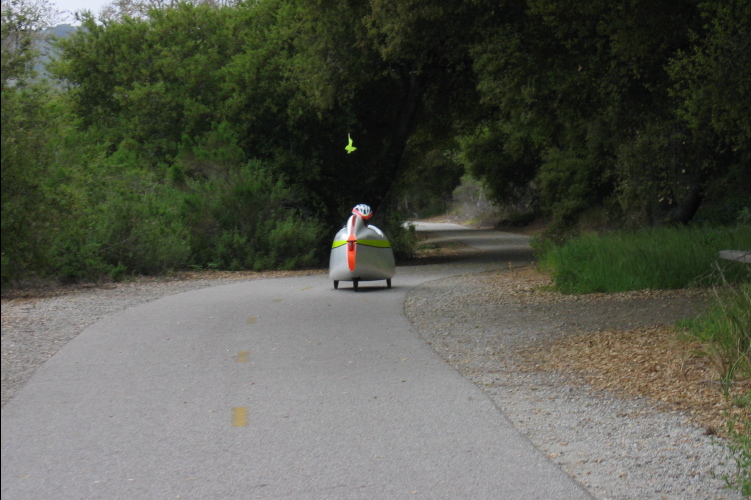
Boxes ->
[461,0,743,231]
[1,0,65,283]
[618,0,750,226]
[2,0,61,87]
[52,0,485,226]
[669,0,750,164]
[52,4,246,166]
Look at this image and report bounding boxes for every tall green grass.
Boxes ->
[681,280,751,496]
[680,281,751,391]
[535,224,751,293]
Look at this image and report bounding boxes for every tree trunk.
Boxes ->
[666,183,703,224]
[369,69,425,218]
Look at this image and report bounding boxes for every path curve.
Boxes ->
[2,224,593,499]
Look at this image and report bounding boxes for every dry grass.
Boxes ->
[523,325,750,434]
[510,267,751,437]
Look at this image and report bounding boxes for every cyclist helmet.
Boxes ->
[352,204,373,219]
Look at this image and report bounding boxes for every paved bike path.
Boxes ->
[2,224,592,499]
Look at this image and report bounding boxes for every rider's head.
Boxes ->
[352,204,373,220]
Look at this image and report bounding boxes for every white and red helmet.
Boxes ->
[352,204,373,220]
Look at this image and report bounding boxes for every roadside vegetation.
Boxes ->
[535,224,751,293]
[682,280,750,495]
[534,224,750,494]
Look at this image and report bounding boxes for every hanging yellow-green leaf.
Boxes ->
[345,134,357,154]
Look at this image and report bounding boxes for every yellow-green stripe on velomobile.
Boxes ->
[332,239,391,249]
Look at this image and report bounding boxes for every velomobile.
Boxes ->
[329,204,395,291]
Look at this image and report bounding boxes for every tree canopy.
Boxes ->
[1,0,748,284]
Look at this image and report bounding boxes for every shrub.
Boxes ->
[384,215,419,262]
[182,160,326,271]
[94,188,192,276]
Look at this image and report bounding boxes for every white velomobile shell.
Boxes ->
[329,209,395,291]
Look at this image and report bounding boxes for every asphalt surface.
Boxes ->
[2,223,592,499]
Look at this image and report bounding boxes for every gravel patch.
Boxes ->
[405,267,744,500]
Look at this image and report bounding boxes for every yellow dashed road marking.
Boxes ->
[232,407,248,427]
[246,316,258,324]
[236,351,249,362]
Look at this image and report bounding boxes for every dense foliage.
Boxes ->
[2,0,749,285]
[463,0,750,235]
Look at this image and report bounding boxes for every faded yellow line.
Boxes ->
[246,316,257,324]
[236,351,249,362]
[232,407,248,427]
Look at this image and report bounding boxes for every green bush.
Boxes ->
[182,160,326,271]
[49,237,110,284]
[1,84,62,285]
[97,197,192,276]
[46,187,193,282]
[41,143,193,282]
[384,216,419,262]
[265,217,322,270]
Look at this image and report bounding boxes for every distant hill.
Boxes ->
[34,24,78,81]
[51,24,78,38]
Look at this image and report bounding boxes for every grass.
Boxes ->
[721,399,751,495]
[681,279,750,495]
[679,280,751,394]
[535,224,751,293]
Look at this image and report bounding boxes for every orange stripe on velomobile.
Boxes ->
[347,216,357,271]
[347,235,356,271]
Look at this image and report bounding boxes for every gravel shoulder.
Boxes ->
[1,269,326,407]
[2,246,747,499]
[406,266,746,500]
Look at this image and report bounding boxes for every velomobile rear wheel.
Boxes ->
[333,280,339,289]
